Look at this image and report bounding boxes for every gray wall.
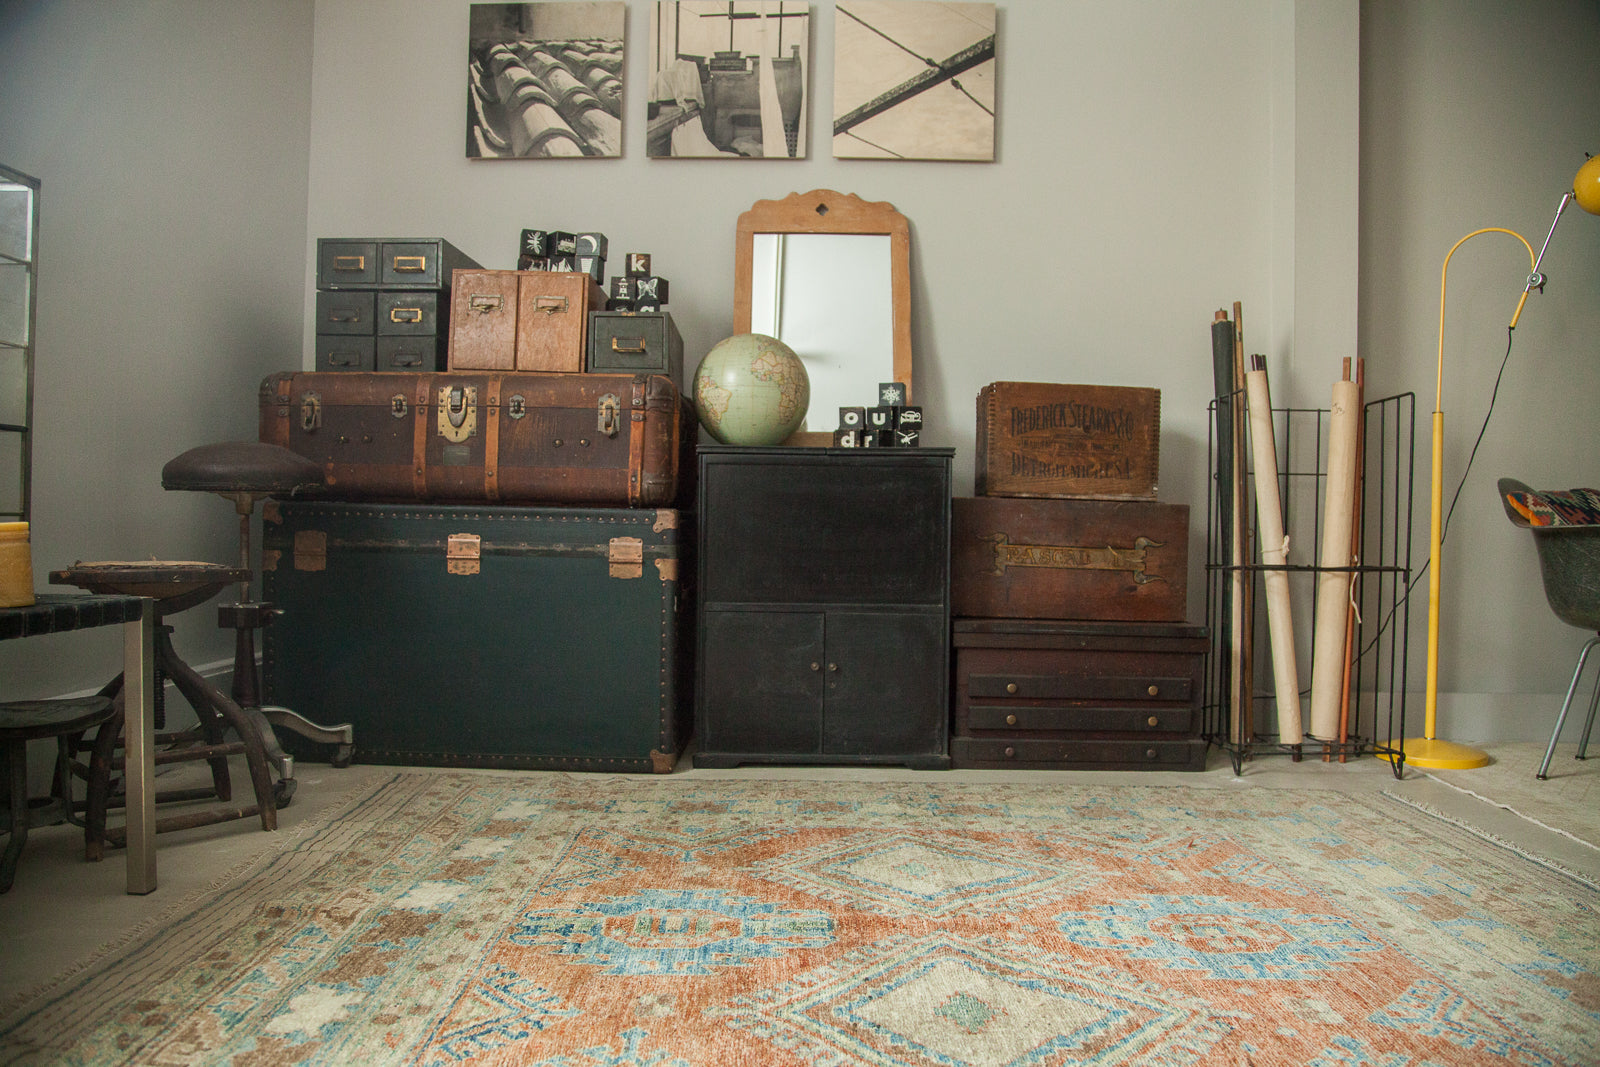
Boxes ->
[1,0,1597,750]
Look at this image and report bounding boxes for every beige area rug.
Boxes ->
[3,770,1598,1065]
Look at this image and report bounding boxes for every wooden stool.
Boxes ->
[0,696,117,892]
[50,561,286,859]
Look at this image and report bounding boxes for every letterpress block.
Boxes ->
[574,254,605,284]
[550,232,578,256]
[867,406,897,430]
[839,406,865,431]
[874,427,897,447]
[634,276,669,305]
[634,301,661,313]
[878,381,908,406]
[547,255,576,272]
[833,428,859,448]
[517,254,548,271]
[575,232,608,258]
[897,406,923,429]
[895,425,921,447]
[627,252,651,277]
[860,430,877,448]
[520,229,550,257]
[609,276,637,304]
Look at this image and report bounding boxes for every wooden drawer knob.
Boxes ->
[1004,746,1016,758]
[1005,714,1017,726]
[1147,684,1160,697]
[1006,682,1018,694]
[1145,748,1158,759]
[1147,716,1159,727]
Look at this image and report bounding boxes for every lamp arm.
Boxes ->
[1525,192,1574,295]
[1435,228,1535,412]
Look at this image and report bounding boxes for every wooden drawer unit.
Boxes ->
[951,618,1209,770]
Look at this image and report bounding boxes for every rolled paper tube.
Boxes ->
[1310,376,1362,738]
[1245,364,1303,744]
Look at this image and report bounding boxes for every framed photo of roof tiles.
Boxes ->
[467,2,625,158]
[833,1,996,161]
[647,2,811,158]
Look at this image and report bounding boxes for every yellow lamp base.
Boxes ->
[1383,736,1491,770]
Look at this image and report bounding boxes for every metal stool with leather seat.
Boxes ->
[52,442,352,857]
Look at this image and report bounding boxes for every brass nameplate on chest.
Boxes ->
[986,533,1165,584]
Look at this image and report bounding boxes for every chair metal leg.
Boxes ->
[1575,664,1600,761]
[1538,634,1600,779]
[260,706,355,768]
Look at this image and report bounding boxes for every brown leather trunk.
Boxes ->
[951,495,1189,622]
[259,371,693,507]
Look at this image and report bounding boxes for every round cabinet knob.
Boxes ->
[1005,714,1017,726]
[1147,685,1160,697]
[1145,748,1158,759]
[810,662,820,671]
[828,663,839,672]
[1003,746,1016,758]
[1006,682,1018,694]
[1147,716,1160,727]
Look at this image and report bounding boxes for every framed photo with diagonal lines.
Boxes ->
[832,1,996,161]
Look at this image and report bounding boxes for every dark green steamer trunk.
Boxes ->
[261,501,688,772]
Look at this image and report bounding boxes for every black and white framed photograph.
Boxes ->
[832,1,996,161]
[647,2,810,159]
[467,1,625,158]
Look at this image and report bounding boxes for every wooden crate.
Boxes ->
[975,381,1159,500]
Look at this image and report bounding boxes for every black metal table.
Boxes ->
[1,593,157,893]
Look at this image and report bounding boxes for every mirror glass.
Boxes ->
[735,190,911,445]
[750,233,892,432]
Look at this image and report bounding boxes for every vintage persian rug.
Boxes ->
[2,772,1598,1065]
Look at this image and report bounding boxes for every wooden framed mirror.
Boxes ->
[734,189,911,445]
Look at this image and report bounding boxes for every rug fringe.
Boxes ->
[1380,787,1600,892]
[1421,771,1600,853]
[0,770,403,1024]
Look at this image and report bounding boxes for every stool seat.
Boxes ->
[50,562,249,616]
[162,441,323,496]
[2,696,117,892]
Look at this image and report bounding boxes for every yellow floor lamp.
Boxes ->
[1403,154,1600,770]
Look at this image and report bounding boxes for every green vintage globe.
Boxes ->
[692,333,811,445]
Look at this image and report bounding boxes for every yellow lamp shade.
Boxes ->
[1575,155,1600,216]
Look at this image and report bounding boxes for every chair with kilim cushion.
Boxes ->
[1499,477,1600,779]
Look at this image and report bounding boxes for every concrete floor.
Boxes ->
[2,740,1597,1011]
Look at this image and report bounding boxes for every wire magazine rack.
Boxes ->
[1203,390,1417,775]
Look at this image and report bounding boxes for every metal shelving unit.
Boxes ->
[1203,390,1417,775]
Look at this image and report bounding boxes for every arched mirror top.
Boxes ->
[735,189,912,445]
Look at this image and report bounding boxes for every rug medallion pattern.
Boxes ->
[2,775,1596,1065]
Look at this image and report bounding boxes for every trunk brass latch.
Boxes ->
[300,392,321,432]
[438,385,478,443]
[391,394,408,419]
[447,532,481,575]
[597,393,621,437]
[608,536,643,579]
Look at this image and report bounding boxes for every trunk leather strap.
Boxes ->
[269,376,292,447]
[412,377,430,498]
[628,375,647,507]
[484,377,501,501]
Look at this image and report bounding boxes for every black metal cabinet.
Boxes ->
[694,446,953,768]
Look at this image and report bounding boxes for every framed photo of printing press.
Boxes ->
[833,1,996,161]
[466,1,625,158]
[648,2,811,158]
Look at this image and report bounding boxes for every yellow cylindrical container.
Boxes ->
[0,521,36,608]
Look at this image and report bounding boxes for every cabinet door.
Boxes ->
[700,610,823,754]
[822,612,946,757]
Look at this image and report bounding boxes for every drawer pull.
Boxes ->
[1147,716,1160,727]
[1147,685,1160,697]
[469,294,503,313]
[332,254,365,271]
[1146,748,1158,759]
[1003,746,1016,758]
[612,336,647,354]
[1005,714,1017,726]
[1006,682,1018,694]
[390,307,423,323]
[391,255,427,273]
